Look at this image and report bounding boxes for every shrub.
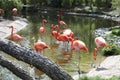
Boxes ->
[102,42,120,56]
[0,0,22,18]
[111,29,120,36]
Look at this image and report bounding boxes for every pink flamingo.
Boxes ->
[54,25,71,43]
[51,24,59,37]
[57,14,67,26]
[39,19,47,35]
[12,8,17,16]
[9,25,24,41]
[93,37,108,68]
[95,37,108,49]
[63,29,74,38]
[71,38,89,75]
[34,41,50,54]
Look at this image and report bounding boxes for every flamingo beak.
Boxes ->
[104,43,108,48]
[46,46,51,50]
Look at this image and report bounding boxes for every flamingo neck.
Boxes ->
[51,24,55,31]
[58,15,60,23]
[42,20,45,27]
[11,27,14,36]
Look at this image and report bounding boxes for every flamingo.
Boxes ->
[39,19,47,34]
[71,39,89,75]
[95,37,108,49]
[63,29,74,38]
[57,14,67,26]
[51,24,70,42]
[51,24,59,37]
[9,25,24,41]
[93,37,108,68]
[71,39,89,53]
[12,8,17,16]
[34,41,50,54]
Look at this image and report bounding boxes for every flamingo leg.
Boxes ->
[78,51,81,76]
[40,50,44,55]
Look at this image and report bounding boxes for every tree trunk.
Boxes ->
[0,54,35,80]
[0,38,73,80]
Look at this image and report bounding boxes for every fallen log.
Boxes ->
[0,54,35,80]
[0,38,73,80]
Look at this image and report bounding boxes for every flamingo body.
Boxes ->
[39,27,45,34]
[59,21,67,26]
[95,37,108,48]
[71,40,88,53]
[34,42,49,53]
[63,29,74,37]
[56,34,70,42]
[12,34,24,41]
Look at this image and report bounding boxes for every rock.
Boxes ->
[86,55,120,79]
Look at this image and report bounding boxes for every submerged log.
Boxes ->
[0,38,73,80]
[0,54,35,80]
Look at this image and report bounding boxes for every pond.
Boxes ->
[0,10,117,80]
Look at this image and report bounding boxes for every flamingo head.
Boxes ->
[82,46,89,54]
[12,8,17,12]
[9,25,14,28]
[42,19,47,23]
[102,43,108,48]
[57,14,60,17]
[43,45,50,49]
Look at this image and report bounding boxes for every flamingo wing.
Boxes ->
[12,34,24,41]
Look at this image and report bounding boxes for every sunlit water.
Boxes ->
[0,10,116,80]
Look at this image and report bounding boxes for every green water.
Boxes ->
[0,10,116,80]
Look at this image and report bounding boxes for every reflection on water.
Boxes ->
[1,10,116,80]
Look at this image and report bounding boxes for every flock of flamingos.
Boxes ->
[8,8,109,75]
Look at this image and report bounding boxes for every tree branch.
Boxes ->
[0,54,35,80]
[0,38,73,80]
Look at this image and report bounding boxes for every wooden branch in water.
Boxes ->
[0,38,73,80]
[0,54,35,80]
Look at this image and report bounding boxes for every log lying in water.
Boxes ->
[0,38,73,80]
[0,54,35,80]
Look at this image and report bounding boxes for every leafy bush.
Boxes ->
[0,0,22,18]
[102,42,120,56]
[111,29,120,36]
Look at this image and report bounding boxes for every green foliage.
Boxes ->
[111,29,120,36]
[23,0,112,9]
[112,0,120,9]
[102,42,120,56]
[0,0,22,17]
[78,76,120,80]
[28,0,50,7]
